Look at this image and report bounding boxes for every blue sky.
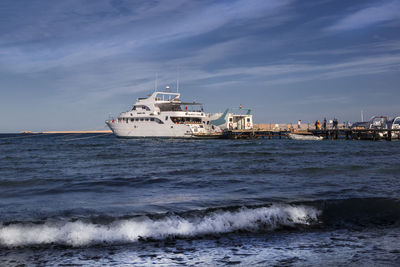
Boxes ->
[1,0,400,132]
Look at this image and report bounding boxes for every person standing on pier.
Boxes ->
[315,120,321,130]
[333,118,338,129]
[323,118,327,130]
[298,120,301,129]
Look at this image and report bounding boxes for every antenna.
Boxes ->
[176,68,180,93]
[361,110,364,122]
[154,73,158,92]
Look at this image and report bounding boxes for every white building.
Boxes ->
[210,108,253,130]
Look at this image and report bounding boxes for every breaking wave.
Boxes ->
[0,205,319,247]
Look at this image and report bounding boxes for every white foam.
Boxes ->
[0,205,320,247]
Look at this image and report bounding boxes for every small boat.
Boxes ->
[350,116,389,140]
[389,116,400,139]
[287,133,323,141]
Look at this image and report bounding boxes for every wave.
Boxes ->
[0,205,319,247]
[2,198,400,248]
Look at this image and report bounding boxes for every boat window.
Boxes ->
[150,118,154,121]
[118,118,122,123]
[229,118,233,122]
[134,105,150,111]
[157,103,182,112]
[130,118,134,122]
[170,116,202,124]
[247,118,250,122]
[135,118,139,121]
[200,125,203,128]
[141,106,150,111]
[126,118,129,123]
[165,116,168,121]
[145,118,149,121]
[372,119,382,126]
[140,118,144,121]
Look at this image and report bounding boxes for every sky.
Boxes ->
[1,0,400,132]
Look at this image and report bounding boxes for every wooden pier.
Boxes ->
[221,128,400,141]
[308,128,400,141]
[19,128,399,141]
[222,129,288,139]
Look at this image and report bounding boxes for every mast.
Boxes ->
[154,73,158,92]
[176,68,180,93]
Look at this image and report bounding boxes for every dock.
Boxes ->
[18,128,400,141]
[21,130,112,134]
[222,129,288,139]
[308,128,400,141]
[220,128,400,141]
[41,130,112,134]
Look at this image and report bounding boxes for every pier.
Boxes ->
[20,130,112,134]
[222,129,288,139]
[308,128,400,141]
[218,128,400,141]
[16,127,400,141]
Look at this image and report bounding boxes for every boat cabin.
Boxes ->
[210,107,253,130]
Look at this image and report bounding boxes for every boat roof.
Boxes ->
[178,102,203,105]
[154,91,180,95]
[150,91,202,104]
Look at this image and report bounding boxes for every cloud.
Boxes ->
[69,51,400,107]
[0,0,293,74]
[166,53,400,90]
[288,95,352,106]
[327,0,400,31]
[292,40,400,57]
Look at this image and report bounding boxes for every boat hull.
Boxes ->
[106,121,193,138]
[288,133,323,141]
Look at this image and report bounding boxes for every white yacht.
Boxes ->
[106,90,220,138]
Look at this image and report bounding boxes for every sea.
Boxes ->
[0,133,400,266]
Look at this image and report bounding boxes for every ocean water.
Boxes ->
[0,133,400,266]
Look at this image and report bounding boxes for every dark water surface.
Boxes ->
[1,133,400,266]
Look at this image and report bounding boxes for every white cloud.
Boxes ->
[0,0,293,74]
[327,0,400,31]
[70,52,400,106]
[292,40,400,57]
